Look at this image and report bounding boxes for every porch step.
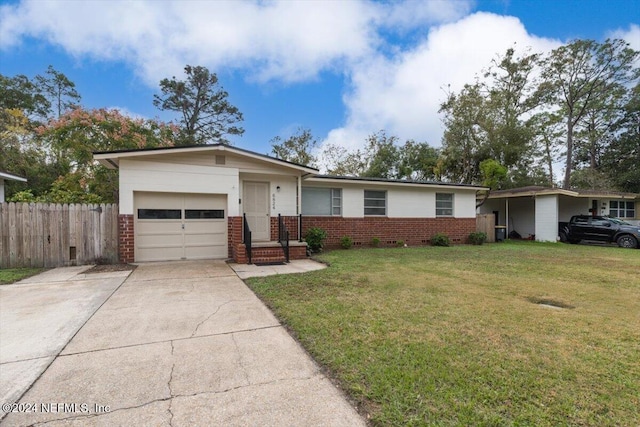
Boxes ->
[236,240,308,264]
[252,258,287,266]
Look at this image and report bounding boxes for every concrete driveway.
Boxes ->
[1,261,365,426]
[0,267,130,411]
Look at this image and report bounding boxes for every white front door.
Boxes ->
[243,181,270,241]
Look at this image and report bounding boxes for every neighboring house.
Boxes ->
[478,186,640,242]
[0,171,27,203]
[94,144,486,264]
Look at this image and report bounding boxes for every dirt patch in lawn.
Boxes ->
[526,296,575,309]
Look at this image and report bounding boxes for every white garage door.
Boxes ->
[134,192,227,262]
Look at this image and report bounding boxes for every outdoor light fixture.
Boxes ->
[276,186,281,192]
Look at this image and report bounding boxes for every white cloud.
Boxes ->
[378,0,475,29]
[0,0,472,85]
[607,23,640,52]
[322,12,561,152]
[2,1,580,156]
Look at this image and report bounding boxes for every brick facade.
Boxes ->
[120,214,475,264]
[228,216,243,261]
[269,215,301,241]
[302,216,476,249]
[118,214,134,263]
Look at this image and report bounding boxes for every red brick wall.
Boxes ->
[289,245,307,259]
[228,216,243,260]
[270,215,301,241]
[234,243,248,264]
[118,214,134,263]
[302,217,476,248]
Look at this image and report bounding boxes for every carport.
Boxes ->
[479,186,640,242]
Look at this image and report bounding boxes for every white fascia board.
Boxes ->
[303,176,486,192]
[93,145,318,174]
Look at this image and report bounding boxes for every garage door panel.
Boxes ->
[136,232,182,247]
[184,231,225,245]
[136,221,182,233]
[137,246,184,262]
[184,222,226,258]
[134,192,227,262]
[184,244,226,259]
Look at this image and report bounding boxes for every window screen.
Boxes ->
[435,193,453,217]
[302,187,341,215]
[364,190,386,216]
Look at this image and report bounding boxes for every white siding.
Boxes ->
[454,191,478,218]
[129,151,306,176]
[388,188,432,217]
[342,187,364,218]
[119,159,240,215]
[302,181,479,219]
[507,198,535,237]
[535,194,558,242]
[269,177,298,216]
[239,173,298,216]
[558,195,589,221]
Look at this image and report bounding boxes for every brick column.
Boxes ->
[228,216,243,261]
[119,214,134,264]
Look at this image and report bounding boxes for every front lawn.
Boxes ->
[0,268,44,285]
[246,241,640,426]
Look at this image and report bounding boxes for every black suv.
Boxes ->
[559,215,640,249]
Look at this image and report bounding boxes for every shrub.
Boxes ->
[340,236,353,249]
[431,233,450,247]
[371,237,381,247]
[396,240,405,247]
[7,190,37,203]
[469,232,487,245]
[304,227,328,252]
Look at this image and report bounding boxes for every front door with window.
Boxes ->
[243,181,270,241]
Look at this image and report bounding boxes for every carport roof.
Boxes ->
[93,143,319,174]
[488,186,639,200]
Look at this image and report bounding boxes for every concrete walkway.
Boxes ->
[1,261,364,426]
[229,258,326,279]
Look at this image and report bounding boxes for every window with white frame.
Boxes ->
[609,200,635,218]
[301,187,341,215]
[436,193,454,217]
[364,190,386,216]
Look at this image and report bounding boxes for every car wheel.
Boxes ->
[559,231,568,243]
[617,235,638,249]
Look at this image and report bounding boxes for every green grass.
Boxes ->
[0,268,44,285]
[246,241,640,426]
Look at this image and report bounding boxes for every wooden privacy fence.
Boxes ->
[0,203,118,268]
[476,213,496,243]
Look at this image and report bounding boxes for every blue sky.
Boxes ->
[1,0,638,157]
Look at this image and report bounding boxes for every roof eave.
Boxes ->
[92,144,319,174]
[304,175,487,191]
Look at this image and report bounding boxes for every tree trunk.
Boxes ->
[563,116,573,189]
[545,142,554,186]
